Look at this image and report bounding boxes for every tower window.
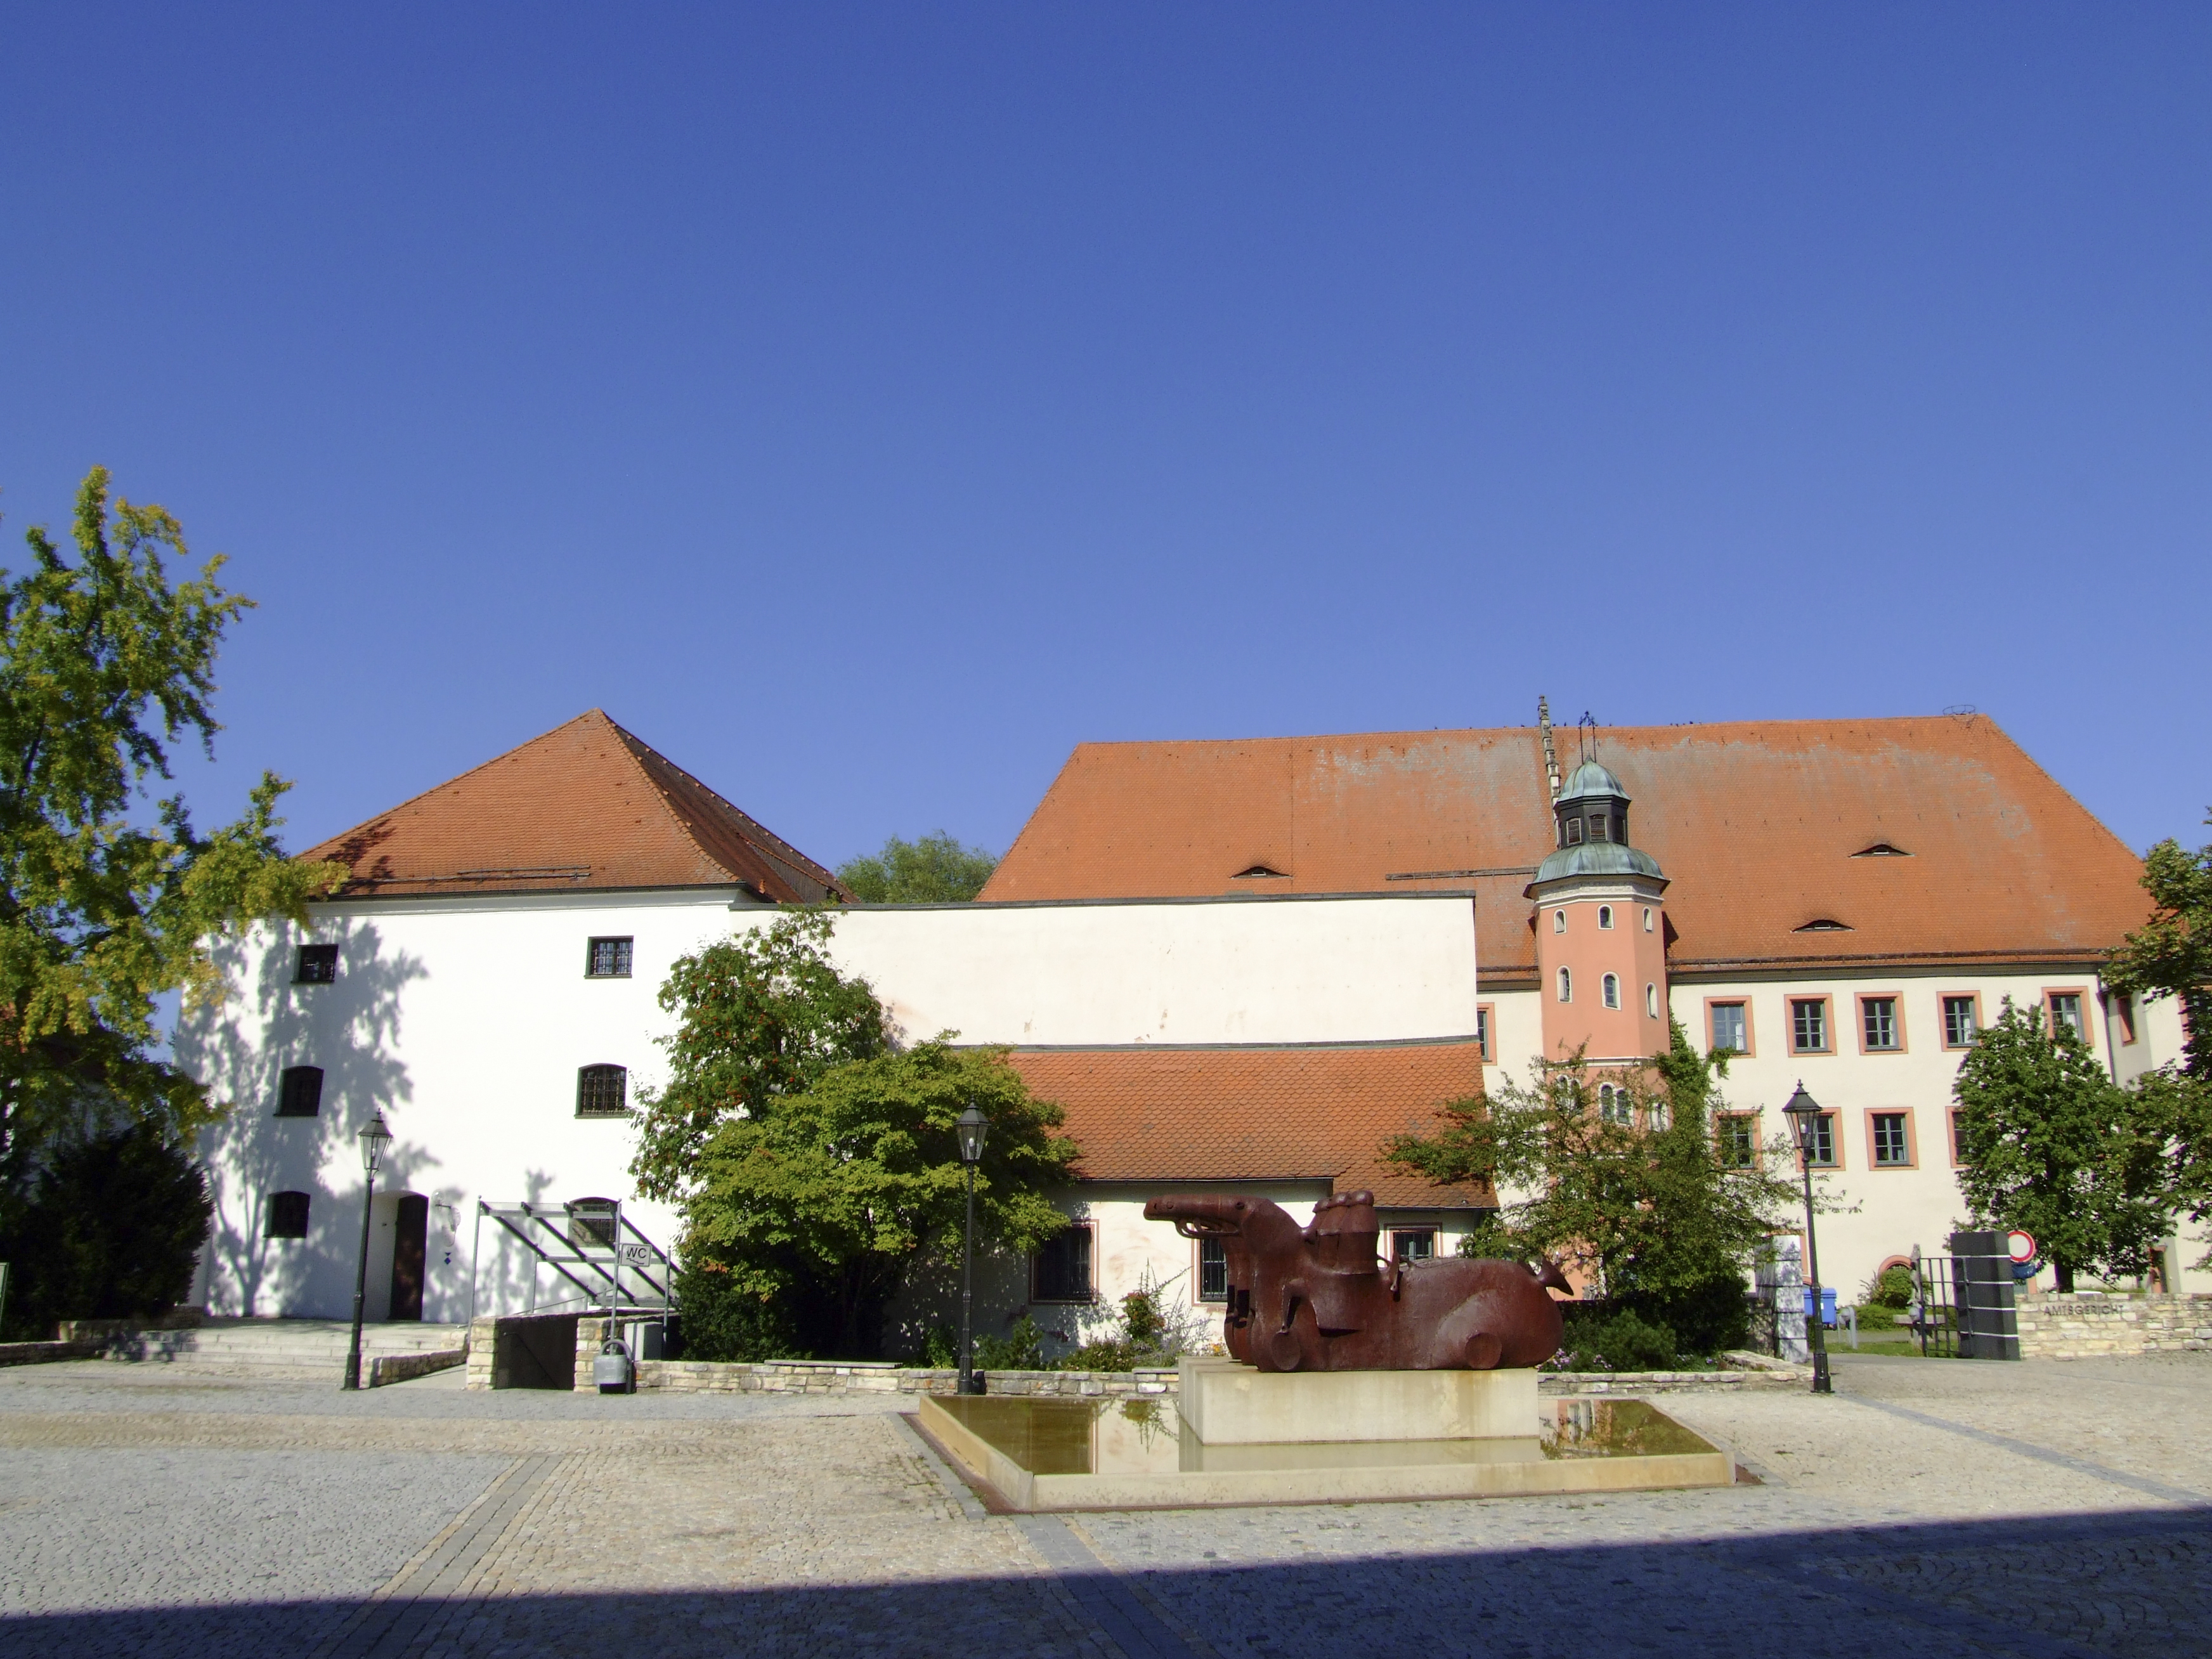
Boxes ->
[294,945,339,984]
[1557,967,1573,1003]
[1598,1084,1631,1126]
[1597,906,1613,930]
[1642,907,1654,932]
[1553,909,1567,934]
[265,1190,311,1239]
[585,937,634,979]
[1591,815,1611,842]
[576,1064,628,1117]
[1602,973,1621,1010]
[1565,817,1584,845]
[1646,983,1658,1018]
[276,1066,324,1118]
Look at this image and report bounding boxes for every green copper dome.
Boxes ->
[1530,841,1666,887]
[1557,758,1627,803]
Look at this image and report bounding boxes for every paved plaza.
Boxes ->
[1,1350,2207,1658]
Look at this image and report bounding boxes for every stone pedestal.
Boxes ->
[1176,1356,1539,1444]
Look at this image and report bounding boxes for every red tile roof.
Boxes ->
[1006,1042,1492,1208]
[981,717,2150,979]
[303,710,844,902]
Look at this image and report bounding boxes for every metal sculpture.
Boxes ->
[1145,1191,1566,1372]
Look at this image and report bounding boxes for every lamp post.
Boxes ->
[342,1110,393,1391]
[954,1103,989,1395]
[1781,1082,1834,1395]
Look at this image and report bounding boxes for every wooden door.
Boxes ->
[389,1194,428,1321]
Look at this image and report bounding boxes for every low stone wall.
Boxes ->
[465,1311,580,1390]
[0,1339,103,1367]
[1539,1365,1811,1395]
[369,1347,467,1387]
[634,1356,1180,1396]
[54,1309,204,1343]
[2015,1292,2212,1359]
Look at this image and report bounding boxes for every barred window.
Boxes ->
[276,1066,323,1117]
[265,1190,311,1239]
[585,937,634,979]
[1862,997,1899,1051]
[1391,1229,1436,1263]
[576,1064,628,1118]
[1943,996,1979,1048]
[1033,1225,1093,1302]
[1198,1235,1228,1302]
[294,945,339,984]
[1872,1113,1910,1166]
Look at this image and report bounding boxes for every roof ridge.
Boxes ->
[599,717,745,887]
[300,709,615,866]
[604,717,846,899]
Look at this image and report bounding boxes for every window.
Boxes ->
[1602,973,1620,1010]
[1942,995,1979,1049]
[1033,1224,1094,1301]
[1557,967,1572,1003]
[1801,1112,1837,1168]
[2116,994,2138,1045]
[1645,983,1658,1018]
[1553,909,1568,934]
[1565,817,1584,845]
[1642,907,1654,932]
[276,1066,324,1117]
[265,1190,311,1239]
[1597,905,1614,930]
[294,944,339,984]
[1790,998,1830,1054]
[1198,1235,1228,1301]
[585,937,634,979]
[1391,1229,1436,1263]
[1871,1112,1911,1167]
[1591,814,1611,842]
[1646,1097,1670,1131]
[1950,1109,1970,1166]
[575,1064,628,1118]
[1861,996,1899,1051]
[1475,1005,1493,1063]
[566,1198,619,1248]
[1716,1114,1758,1168]
[1598,1084,1635,1125]
[1709,1002,1748,1055]
[2046,992,2085,1042]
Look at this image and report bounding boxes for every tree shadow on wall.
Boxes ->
[177,916,426,1318]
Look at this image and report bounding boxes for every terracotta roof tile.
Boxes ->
[981,717,2148,975]
[1006,1043,1492,1209]
[303,710,843,902]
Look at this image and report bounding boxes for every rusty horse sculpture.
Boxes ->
[1145,1191,1566,1372]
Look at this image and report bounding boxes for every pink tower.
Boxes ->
[1526,758,1671,1067]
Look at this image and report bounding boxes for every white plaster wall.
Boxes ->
[825,895,1480,1046]
[179,891,1482,1323]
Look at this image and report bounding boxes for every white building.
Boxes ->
[181,704,2201,1351]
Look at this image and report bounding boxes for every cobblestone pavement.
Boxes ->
[1,1351,2207,1658]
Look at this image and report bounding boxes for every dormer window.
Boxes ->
[1794,919,1854,933]
[1852,843,1911,858]
[1232,864,1289,880]
[1565,817,1584,845]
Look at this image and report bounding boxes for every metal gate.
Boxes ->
[1906,1232,2020,1360]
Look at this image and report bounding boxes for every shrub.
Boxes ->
[1865,1264,1915,1308]
[0,1122,212,1341]
[1556,1306,1679,1372]
[671,1259,803,1362]
[974,1314,1046,1371]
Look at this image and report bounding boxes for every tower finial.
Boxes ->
[1537,696,1561,800]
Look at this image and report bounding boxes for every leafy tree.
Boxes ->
[0,467,340,1207]
[837,831,998,904]
[682,1040,1078,1356]
[1951,1000,2189,1289]
[0,1119,212,1339]
[2105,813,2212,1081]
[1384,1022,1795,1353]
[628,909,892,1204]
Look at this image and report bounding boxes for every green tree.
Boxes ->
[2105,813,2212,1081]
[628,909,892,1204]
[1951,1001,2184,1289]
[0,467,340,1203]
[1384,1022,1796,1354]
[0,1119,212,1339]
[837,832,998,904]
[682,1040,1078,1356]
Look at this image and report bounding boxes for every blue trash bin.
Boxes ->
[1802,1286,1840,1327]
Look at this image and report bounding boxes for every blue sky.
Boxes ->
[3,4,2206,866]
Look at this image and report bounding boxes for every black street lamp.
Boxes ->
[954,1103,988,1395]
[1781,1082,1834,1395]
[342,1109,393,1391]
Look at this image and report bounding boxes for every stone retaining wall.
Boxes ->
[465,1311,581,1390]
[2015,1292,2212,1359]
[0,1339,102,1367]
[634,1356,1179,1396]
[369,1348,467,1387]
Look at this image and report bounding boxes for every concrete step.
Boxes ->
[103,1321,466,1370]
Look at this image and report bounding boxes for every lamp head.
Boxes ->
[954,1103,988,1166]
[1781,1082,1822,1154]
[358,1109,393,1174]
